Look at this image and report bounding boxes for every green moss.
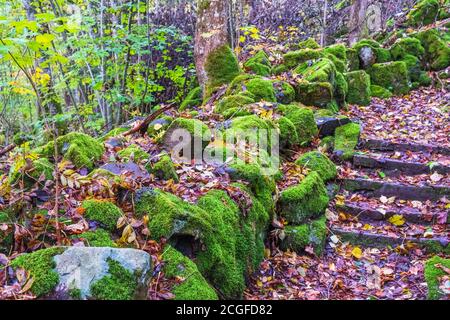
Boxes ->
[163,118,211,150]
[424,255,450,300]
[368,61,411,95]
[205,45,240,96]
[117,144,149,163]
[296,151,337,182]
[215,94,255,114]
[401,54,423,82]
[69,288,82,300]
[346,48,360,71]
[325,53,347,73]
[344,70,371,105]
[277,104,318,146]
[283,49,322,68]
[99,127,128,142]
[82,200,123,232]
[299,38,320,49]
[11,247,64,297]
[390,37,425,60]
[162,245,218,300]
[273,81,296,104]
[75,229,116,247]
[281,216,327,255]
[151,154,179,182]
[179,87,202,111]
[272,64,288,75]
[38,132,105,170]
[279,171,329,224]
[222,108,253,119]
[418,72,432,86]
[146,117,173,140]
[9,157,54,186]
[414,29,450,70]
[334,72,348,106]
[245,78,276,102]
[370,85,393,99]
[407,0,440,27]
[320,136,335,151]
[324,44,347,61]
[295,58,336,83]
[296,81,334,108]
[226,74,259,96]
[90,258,138,300]
[353,39,392,68]
[277,116,299,149]
[244,51,271,76]
[334,122,361,160]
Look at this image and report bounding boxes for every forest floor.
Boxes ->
[245,86,450,300]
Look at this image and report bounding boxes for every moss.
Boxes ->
[407,0,440,27]
[162,245,218,300]
[296,81,334,108]
[87,168,122,184]
[334,72,348,106]
[244,51,271,76]
[418,72,432,86]
[278,171,330,224]
[151,154,179,182]
[368,61,410,95]
[401,54,423,82]
[273,81,296,104]
[222,108,253,119]
[245,78,276,102]
[75,229,116,247]
[346,48,360,71]
[296,151,337,182]
[390,37,425,60]
[38,132,105,170]
[117,144,149,163]
[414,29,450,70]
[299,38,320,49]
[215,94,255,114]
[344,70,371,105]
[281,216,327,255]
[320,136,335,151]
[283,49,322,68]
[179,87,202,111]
[295,58,336,83]
[205,45,240,96]
[277,104,318,146]
[146,116,173,139]
[99,127,128,142]
[163,118,211,151]
[90,258,138,300]
[9,157,54,186]
[325,53,347,73]
[13,131,31,146]
[69,288,82,300]
[370,85,393,99]
[424,255,450,300]
[226,74,259,96]
[324,44,347,61]
[277,116,299,149]
[82,200,123,232]
[334,122,361,160]
[353,39,392,68]
[272,64,288,75]
[11,247,64,297]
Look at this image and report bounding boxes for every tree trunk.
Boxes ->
[347,0,369,46]
[194,0,230,92]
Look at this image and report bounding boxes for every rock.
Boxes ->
[100,162,150,180]
[315,116,351,137]
[54,247,151,300]
[359,46,376,69]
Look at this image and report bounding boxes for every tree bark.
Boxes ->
[347,0,369,46]
[194,0,230,91]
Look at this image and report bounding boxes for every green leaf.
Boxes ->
[36,33,55,45]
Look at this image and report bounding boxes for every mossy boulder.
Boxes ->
[323,44,347,61]
[296,151,337,182]
[277,116,300,149]
[205,45,240,96]
[147,117,173,140]
[37,132,105,170]
[401,54,428,83]
[215,94,255,114]
[334,122,361,160]
[277,104,318,146]
[424,255,450,300]
[370,85,393,99]
[283,49,322,69]
[278,171,330,224]
[74,229,117,247]
[299,38,320,49]
[226,74,259,96]
[296,81,334,108]
[368,61,410,95]
[273,81,296,104]
[245,78,277,102]
[390,37,425,60]
[414,29,450,70]
[161,245,218,300]
[281,216,327,256]
[406,0,441,27]
[344,70,371,105]
[117,144,149,163]
[346,48,360,71]
[295,58,336,83]
[334,72,348,106]
[179,87,202,111]
[244,50,271,76]
[150,154,179,182]
[353,39,392,69]
[81,200,123,232]
[272,64,288,75]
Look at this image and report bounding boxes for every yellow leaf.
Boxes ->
[362,224,373,230]
[351,246,363,259]
[153,123,163,131]
[388,214,405,226]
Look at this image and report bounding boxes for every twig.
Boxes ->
[0,144,16,157]
[123,103,175,136]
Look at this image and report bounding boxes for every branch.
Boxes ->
[0,144,16,157]
[123,103,175,136]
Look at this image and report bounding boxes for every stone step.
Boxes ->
[335,202,444,225]
[330,226,449,253]
[341,178,450,201]
[353,154,450,175]
[359,139,450,156]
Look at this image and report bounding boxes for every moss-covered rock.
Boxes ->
[151,154,179,182]
[296,151,337,182]
[277,116,299,149]
[244,50,271,76]
[75,229,117,247]
[283,49,322,69]
[147,116,173,140]
[346,48,360,71]
[414,29,450,70]
[334,122,361,160]
[299,38,320,49]
[215,94,255,114]
[334,72,348,106]
[161,245,218,300]
[353,39,392,69]
[11,247,64,297]
[325,52,347,73]
[272,64,288,75]
[324,44,347,61]
[401,54,426,83]
[406,0,441,27]
[296,81,334,108]
[179,87,202,111]
[344,70,371,105]
[370,85,393,99]
[368,61,410,95]
[278,171,329,224]
[226,74,259,96]
[277,104,318,146]
[281,216,327,255]
[205,45,240,96]
[9,157,54,187]
[37,132,105,170]
[245,78,277,102]
[273,81,296,104]
[295,58,336,83]
[390,37,425,60]
[82,200,123,232]
[117,144,149,163]
[424,255,450,300]
[99,127,128,142]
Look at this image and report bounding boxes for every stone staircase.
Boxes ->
[329,138,450,253]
